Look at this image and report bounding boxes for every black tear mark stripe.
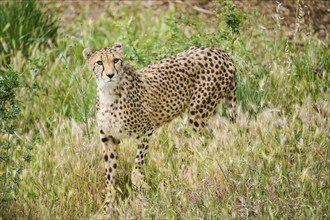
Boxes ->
[109,51,119,75]
[114,64,118,75]
[100,55,104,77]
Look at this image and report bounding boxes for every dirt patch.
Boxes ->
[233,0,330,39]
[50,0,329,39]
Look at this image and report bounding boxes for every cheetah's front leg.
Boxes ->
[100,133,120,215]
[131,134,152,190]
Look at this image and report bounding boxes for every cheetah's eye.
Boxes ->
[114,59,120,64]
[96,61,103,65]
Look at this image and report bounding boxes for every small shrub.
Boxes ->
[0,66,32,216]
[220,1,243,34]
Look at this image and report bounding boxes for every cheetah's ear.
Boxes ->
[113,42,123,52]
[83,48,94,60]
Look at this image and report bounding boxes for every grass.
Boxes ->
[1,1,329,219]
[0,0,58,67]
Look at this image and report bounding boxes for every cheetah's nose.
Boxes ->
[106,73,115,79]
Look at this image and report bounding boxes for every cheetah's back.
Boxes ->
[138,46,237,130]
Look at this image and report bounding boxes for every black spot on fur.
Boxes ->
[110,136,120,145]
[102,137,109,142]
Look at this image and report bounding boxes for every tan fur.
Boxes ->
[83,43,237,214]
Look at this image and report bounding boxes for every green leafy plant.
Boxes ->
[0,66,22,214]
[220,1,243,34]
[0,67,34,218]
[0,0,58,67]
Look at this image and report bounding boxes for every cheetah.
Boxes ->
[83,42,237,214]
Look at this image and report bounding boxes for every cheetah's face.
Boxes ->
[83,43,124,87]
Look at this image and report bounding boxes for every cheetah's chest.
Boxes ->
[96,88,129,139]
[96,84,151,138]
[96,107,127,140]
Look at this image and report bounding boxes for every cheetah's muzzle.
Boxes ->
[106,73,114,79]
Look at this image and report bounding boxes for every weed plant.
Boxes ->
[0,0,58,67]
[1,1,329,219]
[0,66,32,215]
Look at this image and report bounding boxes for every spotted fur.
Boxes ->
[83,43,237,214]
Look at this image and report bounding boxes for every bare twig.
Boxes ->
[192,6,213,15]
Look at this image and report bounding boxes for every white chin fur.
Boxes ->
[97,79,117,88]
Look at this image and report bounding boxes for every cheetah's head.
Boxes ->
[83,42,124,87]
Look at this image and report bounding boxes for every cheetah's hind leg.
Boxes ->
[188,107,215,140]
[224,80,237,122]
